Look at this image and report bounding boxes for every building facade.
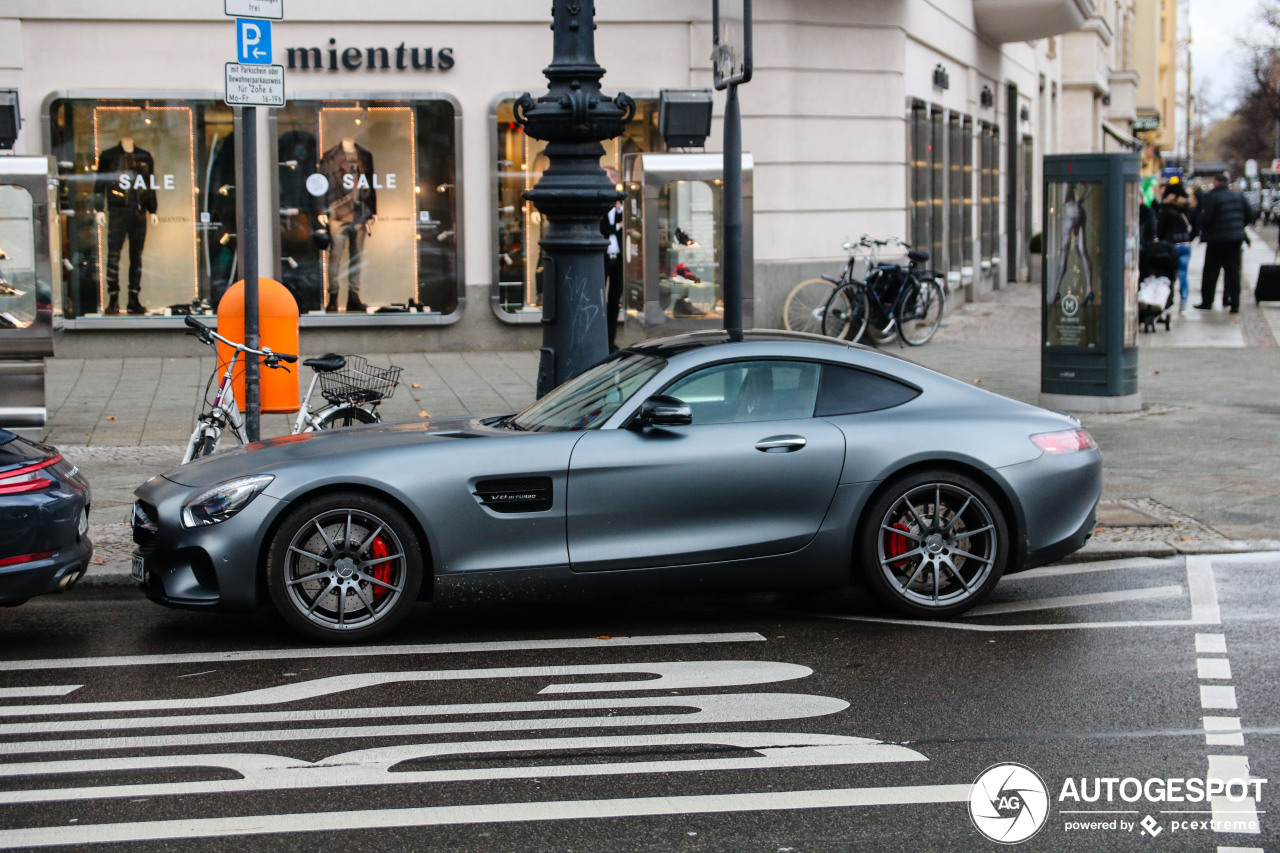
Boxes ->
[0,0,1086,356]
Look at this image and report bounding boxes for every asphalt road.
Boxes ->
[0,552,1275,852]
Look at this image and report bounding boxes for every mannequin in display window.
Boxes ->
[93,137,159,315]
[318,137,377,312]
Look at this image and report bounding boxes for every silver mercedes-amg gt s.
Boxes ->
[132,331,1101,642]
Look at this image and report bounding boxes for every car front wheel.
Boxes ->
[858,470,1007,617]
[266,492,423,642]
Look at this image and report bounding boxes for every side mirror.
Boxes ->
[635,395,693,427]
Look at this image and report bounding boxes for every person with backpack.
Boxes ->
[1157,177,1195,311]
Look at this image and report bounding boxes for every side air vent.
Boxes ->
[473,477,553,513]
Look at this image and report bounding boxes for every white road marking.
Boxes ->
[0,783,975,848]
[1201,685,1238,710]
[1197,633,1228,653]
[0,692,831,738]
[1208,755,1261,835]
[0,686,80,699]
[1187,555,1222,625]
[961,585,1184,617]
[1198,659,1233,680]
[1008,556,1181,581]
[1203,717,1244,747]
[0,692,850,756]
[0,660,808,718]
[0,632,765,673]
[805,615,1219,632]
[0,732,927,805]
[1216,848,1264,852]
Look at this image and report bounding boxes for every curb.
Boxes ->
[76,539,1280,590]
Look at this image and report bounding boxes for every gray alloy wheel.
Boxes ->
[267,493,423,642]
[859,470,1007,617]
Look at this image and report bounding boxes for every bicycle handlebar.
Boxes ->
[183,314,297,366]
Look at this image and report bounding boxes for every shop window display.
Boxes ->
[276,99,459,316]
[494,97,662,316]
[0,186,38,329]
[49,98,232,319]
[656,179,722,318]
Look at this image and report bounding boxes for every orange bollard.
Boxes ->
[216,279,301,414]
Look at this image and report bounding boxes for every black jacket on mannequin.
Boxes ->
[319,142,377,224]
[93,143,159,215]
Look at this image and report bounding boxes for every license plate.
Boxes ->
[131,554,146,584]
[77,509,88,539]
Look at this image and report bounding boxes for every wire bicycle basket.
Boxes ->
[318,355,403,404]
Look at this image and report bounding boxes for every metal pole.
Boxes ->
[516,0,634,397]
[723,83,743,341]
[242,105,260,442]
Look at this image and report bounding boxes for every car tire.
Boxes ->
[857,470,1008,617]
[266,492,424,643]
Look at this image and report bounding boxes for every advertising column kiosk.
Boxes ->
[618,152,753,347]
[0,157,58,431]
[1040,153,1141,413]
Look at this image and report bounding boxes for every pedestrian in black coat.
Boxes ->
[1195,172,1255,313]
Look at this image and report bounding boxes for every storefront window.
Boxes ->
[0,186,38,329]
[656,179,722,318]
[50,97,232,320]
[493,97,663,316]
[277,98,459,316]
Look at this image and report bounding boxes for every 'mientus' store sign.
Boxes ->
[285,40,455,71]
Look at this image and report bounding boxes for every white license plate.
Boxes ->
[131,554,146,583]
[77,509,88,539]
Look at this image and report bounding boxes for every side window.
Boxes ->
[815,365,920,416]
[665,360,821,425]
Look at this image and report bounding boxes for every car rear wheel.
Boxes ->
[266,492,423,642]
[858,470,1007,617]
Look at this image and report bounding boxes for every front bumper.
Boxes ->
[133,474,282,612]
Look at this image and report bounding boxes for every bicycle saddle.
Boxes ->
[303,353,347,372]
[907,250,930,264]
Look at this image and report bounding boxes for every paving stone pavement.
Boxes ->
[39,231,1280,584]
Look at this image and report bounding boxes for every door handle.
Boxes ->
[755,435,807,452]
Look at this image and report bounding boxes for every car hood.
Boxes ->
[159,415,506,488]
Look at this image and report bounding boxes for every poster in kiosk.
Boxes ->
[1040,153,1141,413]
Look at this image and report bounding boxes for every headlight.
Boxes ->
[181,475,274,528]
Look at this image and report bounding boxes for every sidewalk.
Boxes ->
[45,230,1280,585]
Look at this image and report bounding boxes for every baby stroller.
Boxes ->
[1137,241,1179,333]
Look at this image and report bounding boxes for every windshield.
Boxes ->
[509,353,666,432]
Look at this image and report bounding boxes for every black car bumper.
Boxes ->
[0,461,93,606]
[0,535,93,605]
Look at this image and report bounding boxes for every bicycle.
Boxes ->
[782,239,872,337]
[824,237,945,347]
[181,315,402,463]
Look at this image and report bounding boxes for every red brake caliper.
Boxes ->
[370,535,392,602]
[886,522,911,569]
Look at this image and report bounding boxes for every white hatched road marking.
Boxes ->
[1008,556,1181,580]
[0,686,80,699]
[0,660,809,718]
[805,553,1224,631]
[0,784,975,849]
[0,732,927,805]
[961,585,1185,617]
[0,632,766,672]
[1201,685,1239,710]
[0,693,850,755]
[1199,658,1234,680]
[1197,633,1229,653]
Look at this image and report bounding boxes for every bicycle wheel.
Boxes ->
[822,284,870,342]
[897,277,945,346]
[316,406,380,430]
[783,278,836,334]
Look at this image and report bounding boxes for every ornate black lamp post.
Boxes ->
[515,1,634,397]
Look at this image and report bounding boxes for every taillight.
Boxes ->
[1031,429,1097,454]
[0,455,61,495]
[0,551,55,567]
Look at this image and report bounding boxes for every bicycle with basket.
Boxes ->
[181,314,403,463]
